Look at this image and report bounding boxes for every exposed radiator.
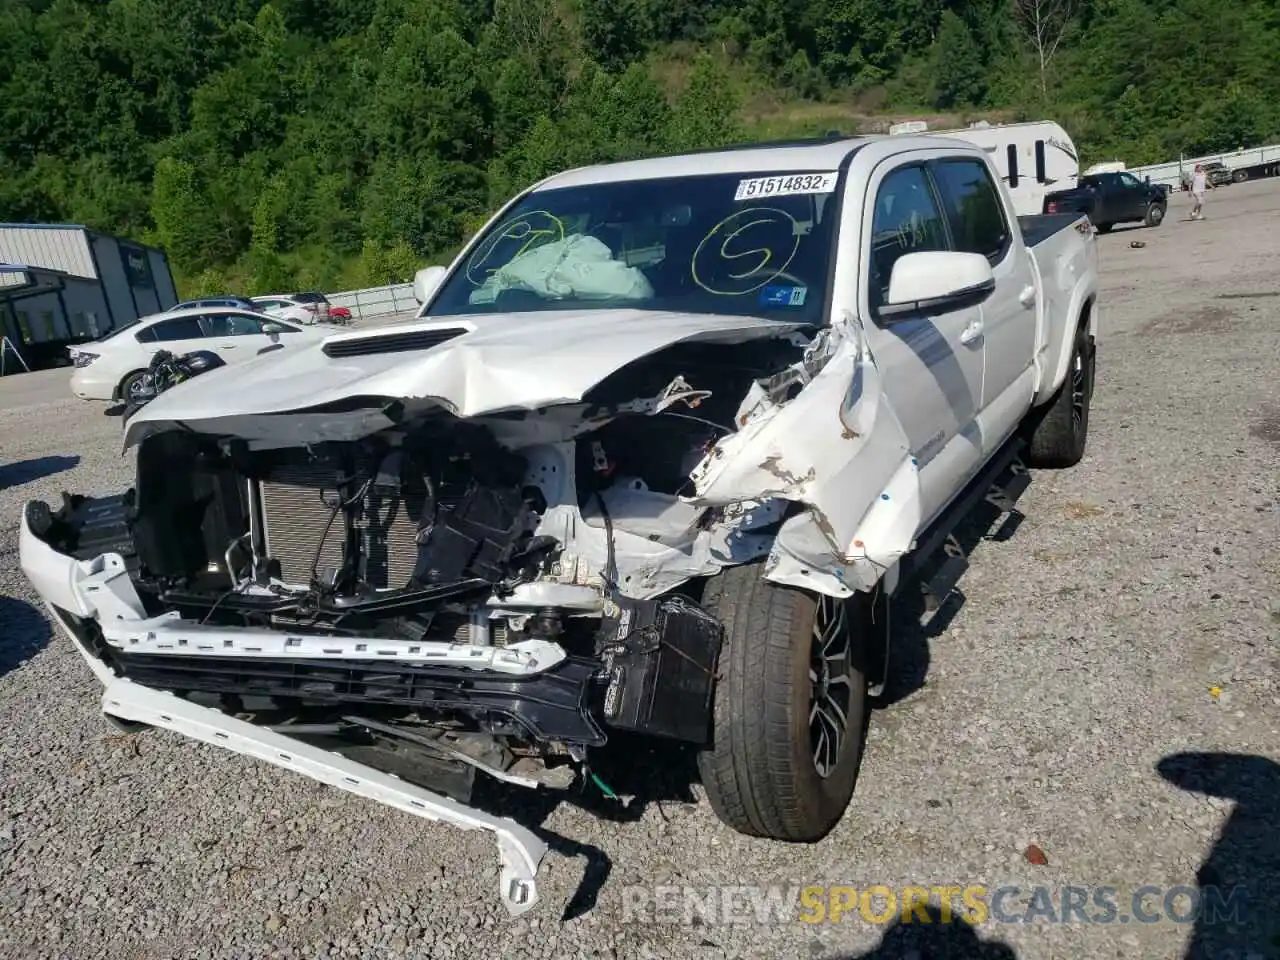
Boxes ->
[363,485,428,589]
[259,466,424,589]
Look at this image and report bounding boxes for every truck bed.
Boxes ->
[1019,212,1086,247]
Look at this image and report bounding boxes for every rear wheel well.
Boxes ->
[115,368,147,401]
[1077,297,1095,338]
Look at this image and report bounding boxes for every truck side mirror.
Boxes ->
[413,266,448,304]
[880,251,995,318]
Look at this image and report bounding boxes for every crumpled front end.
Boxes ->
[18,500,553,914]
[18,312,921,915]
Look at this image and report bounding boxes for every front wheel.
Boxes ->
[697,564,868,841]
[1144,203,1166,227]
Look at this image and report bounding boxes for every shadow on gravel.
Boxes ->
[0,597,52,678]
[822,904,1018,958]
[1156,752,1280,960]
[476,731,701,920]
[872,487,1026,709]
[0,454,80,490]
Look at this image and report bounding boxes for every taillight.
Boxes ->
[1047,202,1058,213]
[71,351,98,368]
[303,304,317,313]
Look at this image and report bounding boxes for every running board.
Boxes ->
[920,534,967,620]
[99,677,549,917]
[901,439,1033,624]
[984,458,1031,514]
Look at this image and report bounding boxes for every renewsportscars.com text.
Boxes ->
[619,884,1248,927]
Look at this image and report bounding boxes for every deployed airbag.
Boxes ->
[469,235,654,304]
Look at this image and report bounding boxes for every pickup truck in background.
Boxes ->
[19,134,1100,917]
[1200,162,1234,188]
[1043,170,1169,232]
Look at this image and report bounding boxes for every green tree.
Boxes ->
[815,0,942,89]
[580,0,645,70]
[150,158,220,269]
[932,10,987,108]
[3,0,1277,297]
[668,54,743,152]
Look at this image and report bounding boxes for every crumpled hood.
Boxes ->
[123,308,808,446]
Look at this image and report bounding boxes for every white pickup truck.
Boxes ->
[18,135,1098,916]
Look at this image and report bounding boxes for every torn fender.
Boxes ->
[687,328,922,596]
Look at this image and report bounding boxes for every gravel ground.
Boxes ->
[1,181,1277,960]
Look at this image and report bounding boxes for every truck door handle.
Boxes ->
[219,343,237,349]
[959,320,984,345]
[1019,285,1036,307]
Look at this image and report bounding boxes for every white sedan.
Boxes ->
[250,291,333,324]
[67,307,341,403]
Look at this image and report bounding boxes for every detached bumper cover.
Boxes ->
[16,501,550,916]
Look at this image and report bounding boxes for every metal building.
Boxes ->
[0,223,178,371]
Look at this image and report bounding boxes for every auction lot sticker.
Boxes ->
[734,172,840,201]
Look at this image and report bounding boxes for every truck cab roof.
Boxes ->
[534,135,988,190]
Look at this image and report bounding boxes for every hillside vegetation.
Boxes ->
[1,0,1276,296]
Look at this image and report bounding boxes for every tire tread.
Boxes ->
[1026,325,1093,468]
[698,564,862,841]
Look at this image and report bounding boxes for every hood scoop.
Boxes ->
[322,326,469,359]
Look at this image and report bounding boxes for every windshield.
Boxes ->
[425,170,843,324]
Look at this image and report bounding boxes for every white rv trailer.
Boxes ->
[890,120,1080,217]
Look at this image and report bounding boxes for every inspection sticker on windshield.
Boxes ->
[735,172,839,201]
[760,285,807,307]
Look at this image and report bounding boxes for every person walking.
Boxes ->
[1190,163,1207,220]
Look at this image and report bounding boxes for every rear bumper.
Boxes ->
[68,368,117,401]
[16,501,550,916]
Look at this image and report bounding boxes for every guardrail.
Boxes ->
[327,282,418,322]
[1127,143,1280,190]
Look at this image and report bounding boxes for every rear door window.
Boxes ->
[200,312,264,337]
[931,158,1011,264]
[151,317,205,341]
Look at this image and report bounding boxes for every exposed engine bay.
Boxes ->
[33,338,829,799]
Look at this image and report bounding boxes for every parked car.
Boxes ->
[22,134,1099,917]
[169,294,262,312]
[1042,171,1168,231]
[66,306,343,404]
[328,305,353,325]
[251,291,332,324]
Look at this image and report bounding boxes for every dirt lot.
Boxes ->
[0,181,1277,960]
